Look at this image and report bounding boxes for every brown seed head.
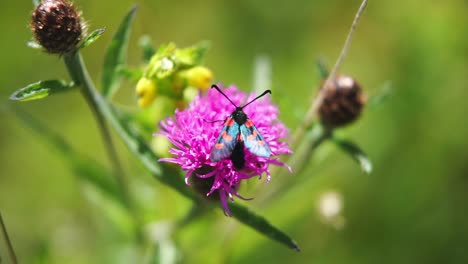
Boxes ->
[189,165,220,201]
[31,0,83,54]
[318,75,366,128]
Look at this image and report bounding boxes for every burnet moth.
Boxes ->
[210,84,272,170]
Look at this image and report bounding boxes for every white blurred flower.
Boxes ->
[318,191,346,229]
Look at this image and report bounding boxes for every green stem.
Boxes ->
[256,124,331,205]
[63,51,134,218]
[0,211,18,264]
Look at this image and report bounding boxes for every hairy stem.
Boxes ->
[290,0,368,150]
[0,212,17,264]
[256,124,331,204]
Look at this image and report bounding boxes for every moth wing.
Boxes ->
[210,117,240,162]
[240,119,271,157]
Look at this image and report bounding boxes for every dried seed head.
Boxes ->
[189,165,220,201]
[318,75,366,128]
[31,0,83,54]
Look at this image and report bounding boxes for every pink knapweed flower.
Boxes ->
[158,85,291,215]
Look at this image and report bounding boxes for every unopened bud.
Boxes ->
[31,0,83,54]
[318,75,366,128]
[136,77,157,108]
[186,66,213,92]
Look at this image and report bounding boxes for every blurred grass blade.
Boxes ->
[82,183,135,237]
[368,80,393,109]
[139,35,156,63]
[101,6,137,98]
[9,80,75,102]
[253,55,272,94]
[80,28,106,49]
[316,58,329,79]
[332,135,372,174]
[230,204,300,251]
[10,106,127,208]
[11,106,134,233]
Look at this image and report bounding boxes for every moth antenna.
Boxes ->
[242,90,271,109]
[202,118,225,124]
[211,84,237,107]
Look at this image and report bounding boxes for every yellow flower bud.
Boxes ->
[186,66,213,92]
[136,77,157,108]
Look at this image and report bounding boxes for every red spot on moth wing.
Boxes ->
[256,140,265,146]
[245,120,254,128]
[215,143,224,149]
[226,118,235,126]
[222,131,233,142]
[247,130,258,140]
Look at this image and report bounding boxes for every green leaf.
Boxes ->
[9,80,75,102]
[138,35,156,63]
[230,203,300,251]
[80,28,106,49]
[315,58,329,80]
[117,66,143,82]
[332,135,373,174]
[102,6,138,98]
[174,41,210,67]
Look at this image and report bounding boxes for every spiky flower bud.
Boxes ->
[31,0,83,54]
[318,75,366,128]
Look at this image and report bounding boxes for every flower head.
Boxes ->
[318,75,366,128]
[158,85,291,215]
[31,0,84,54]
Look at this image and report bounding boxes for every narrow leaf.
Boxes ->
[117,66,143,82]
[174,41,210,67]
[138,35,156,63]
[102,6,138,98]
[332,136,373,174]
[230,203,300,251]
[315,58,329,79]
[9,80,75,102]
[80,28,106,49]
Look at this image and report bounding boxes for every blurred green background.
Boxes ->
[1,0,468,263]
